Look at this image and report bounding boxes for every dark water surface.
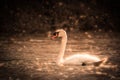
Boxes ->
[0,31,120,80]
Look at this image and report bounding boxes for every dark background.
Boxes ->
[0,1,120,80]
[0,0,120,35]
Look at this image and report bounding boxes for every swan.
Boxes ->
[51,29,107,66]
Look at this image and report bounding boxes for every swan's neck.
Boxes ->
[57,35,67,64]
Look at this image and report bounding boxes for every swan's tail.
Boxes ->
[93,58,108,66]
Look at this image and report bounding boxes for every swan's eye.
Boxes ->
[51,32,59,39]
[53,32,59,37]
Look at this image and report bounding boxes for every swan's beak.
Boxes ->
[51,35,57,40]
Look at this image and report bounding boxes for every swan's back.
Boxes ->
[64,54,101,65]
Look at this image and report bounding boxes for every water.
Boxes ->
[0,31,120,80]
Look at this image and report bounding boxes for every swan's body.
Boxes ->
[52,29,106,66]
[63,54,101,65]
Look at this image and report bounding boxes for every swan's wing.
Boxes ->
[64,54,101,65]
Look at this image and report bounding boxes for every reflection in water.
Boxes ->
[34,58,117,80]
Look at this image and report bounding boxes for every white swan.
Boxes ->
[51,29,107,66]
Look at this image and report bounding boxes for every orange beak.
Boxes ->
[51,35,57,40]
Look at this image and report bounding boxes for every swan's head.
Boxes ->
[51,29,67,39]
